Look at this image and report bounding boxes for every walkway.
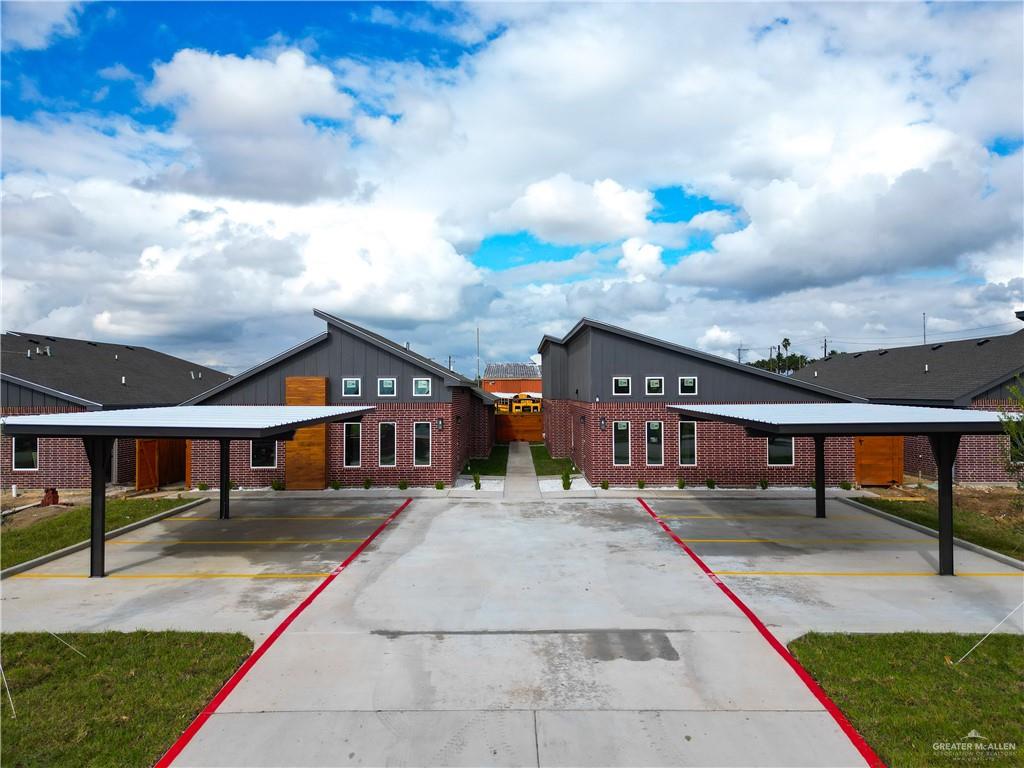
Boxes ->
[503,440,541,499]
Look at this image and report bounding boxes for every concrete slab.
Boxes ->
[504,441,541,499]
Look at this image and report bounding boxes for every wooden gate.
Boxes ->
[285,376,327,490]
[136,439,186,490]
[496,413,544,443]
[855,436,904,486]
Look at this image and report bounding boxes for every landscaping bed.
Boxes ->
[463,444,509,476]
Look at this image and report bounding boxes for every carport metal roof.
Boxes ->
[668,402,1017,576]
[1,405,375,578]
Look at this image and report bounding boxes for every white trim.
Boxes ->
[378,421,397,467]
[249,438,278,469]
[377,377,397,397]
[645,376,664,396]
[678,421,697,466]
[412,378,432,397]
[645,420,664,466]
[612,376,631,396]
[413,421,432,467]
[612,420,631,466]
[341,377,362,397]
[678,376,699,396]
[12,435,39,471]
[766,435,795,466]
[344,422,361,468]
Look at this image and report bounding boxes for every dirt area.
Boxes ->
[869,478,1022,527]
[1,487,187,529]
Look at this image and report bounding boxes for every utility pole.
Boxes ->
[736,344,749,364]
[922,312,927,344]
[822,337,828,357]
[448,355,453,371]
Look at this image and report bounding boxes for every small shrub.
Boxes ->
[363,477,372,489]
[705,478,716,489]
[330,480,341,490]
[809,479,816,489]
[600,480,609,490]
[758,478,768,490]
[196,482,209,491]
[473,473,481,490]
[435,481,445,490]
[561,469,572,490]
[839,480,853,491]
[271,479,285,491]
[398,480,409,490]
[677,478,686,489]
[229,480,239,490]
[637,479,646,489]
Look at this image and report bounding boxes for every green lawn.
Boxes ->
[789,632,1023,767]
[463,444,509,476]
[1,631,252,767]
[855,497,1024,561]
[530,443,575,476]
[1,497,186,570]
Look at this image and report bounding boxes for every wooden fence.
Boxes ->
[496,413,544,443]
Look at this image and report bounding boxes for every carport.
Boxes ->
[669,403,1014,575]
[1,405,373,577]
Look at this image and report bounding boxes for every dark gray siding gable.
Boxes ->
[2,378,84,409]
[541,343,567,399]
[566,327,593,401]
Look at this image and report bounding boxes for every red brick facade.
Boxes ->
[545,399,854,487]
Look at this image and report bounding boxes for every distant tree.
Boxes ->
[748,337,809,375]
[999,381,1024,509]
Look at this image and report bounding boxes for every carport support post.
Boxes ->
[83,436,114,578]
[929,433,961,576]
[219,438,230,520]
[813,435,826,519]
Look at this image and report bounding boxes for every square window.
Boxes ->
[12,436,38,470]
[612,377,631,396]
[613,421,630,465]
[413,378,432,397]
[377,378,397,397]
[414,422,431,466]
[341,378,361,397]
[767,436,794,466]
[250,439,277,469]
[679,377,698,396]
[646,421,663,466]
[379,422,396,467]
[344,423,361,467]
[645,377,664,396]
[679,422,697,466]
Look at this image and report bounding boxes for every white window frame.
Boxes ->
[377,377,397,397]
[344,422,361,468]
[612,421,631,466]
[249,439,277,469]
[645,376,664,396]
[12,436,38,471]
[412,378,432,397]
[612,376,632,396]
[645,421,664,467]
[413,421,432,467]
[341,377,362,398]
[678,376,699,396]
[766,436,795,466]
[678,421,697,466]
[378,421,397,467]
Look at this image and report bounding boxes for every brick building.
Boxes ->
[1,332,229,491]
[538,319,858,487]
[793,316,1024,483]
[185,310,495,489]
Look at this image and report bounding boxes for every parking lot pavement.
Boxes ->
[1,498,406,637]
[641,497,1024,642]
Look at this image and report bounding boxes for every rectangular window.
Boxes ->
[412,378,432,397]
[679,377,698,396]
[612,376,631,396]
[767,436,794,466]
[414,422,431,466]
[679,422,696,466]
[377,378,397,397]
[341,377,361,397]
[646,421,663,466]
[344,423,361,467]
[613,421,630,466]
[250,439,277,469]
[645,377,664,396]
[379,422,397,467]
[12,436,38,470]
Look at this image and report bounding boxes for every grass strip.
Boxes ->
[530,443,575,476]
[463,444,509,476]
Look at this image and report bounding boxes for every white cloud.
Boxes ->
[617,238,664,279]
[697,324,740,355]
[1,1,80,52]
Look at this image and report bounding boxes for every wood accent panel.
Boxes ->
[136,438,186,490]
[855,436,904,486]
[285,376,327,490]
[137,439,158,491]
[496,413,544,443]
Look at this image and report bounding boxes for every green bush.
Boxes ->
[398,480,409,490]
[705,478,716,489]
[229,480,239,490]
[637,479,645,489]
[363,477,372,489]
[810,479,816,489]
[435,481,445,490]
[473,473,481,490]
[561,469,572,490]
[271,479,285,491]
[759,478,768,490]
[677,478,686,489]
[330,480,341,490]
[196,482,209,491]
[600,480,609,490]
[839,480,853,490]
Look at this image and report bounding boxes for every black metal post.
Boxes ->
[83,436,114,577]
[219,439,230,520]
[814,435,826,518]
[929,433,961,576]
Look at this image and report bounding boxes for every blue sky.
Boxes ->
[2,2,1021,372]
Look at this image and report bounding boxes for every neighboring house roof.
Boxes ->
[792,329,1024,405]
[538,317,863,402]
[483,362,541,380]
[1,331,230,409]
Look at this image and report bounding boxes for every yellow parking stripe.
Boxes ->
[12,572,330,580]
[714,570,1022,577]
[660,514,853,520]
[166,516,389,521]
[110,538,365,545]
[681,537,932,544]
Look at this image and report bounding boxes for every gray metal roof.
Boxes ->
[791,330,1024,405]
[483,362,541,380]
[1,405,373,439]
[669,403,1013,436]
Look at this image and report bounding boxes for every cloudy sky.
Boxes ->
[2,1,1022,375]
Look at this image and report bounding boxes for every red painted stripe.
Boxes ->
[636,497,886,768]
[155,498,413,768]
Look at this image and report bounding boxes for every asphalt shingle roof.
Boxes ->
[791,329,1024,404]
[483,362,541,380]
[2,332,230,407]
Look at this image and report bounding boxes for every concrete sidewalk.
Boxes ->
[503,441,541,499]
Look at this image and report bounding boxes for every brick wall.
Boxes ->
[545,399,854,487]
[1,405,93,490]
[115,439,136,487]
